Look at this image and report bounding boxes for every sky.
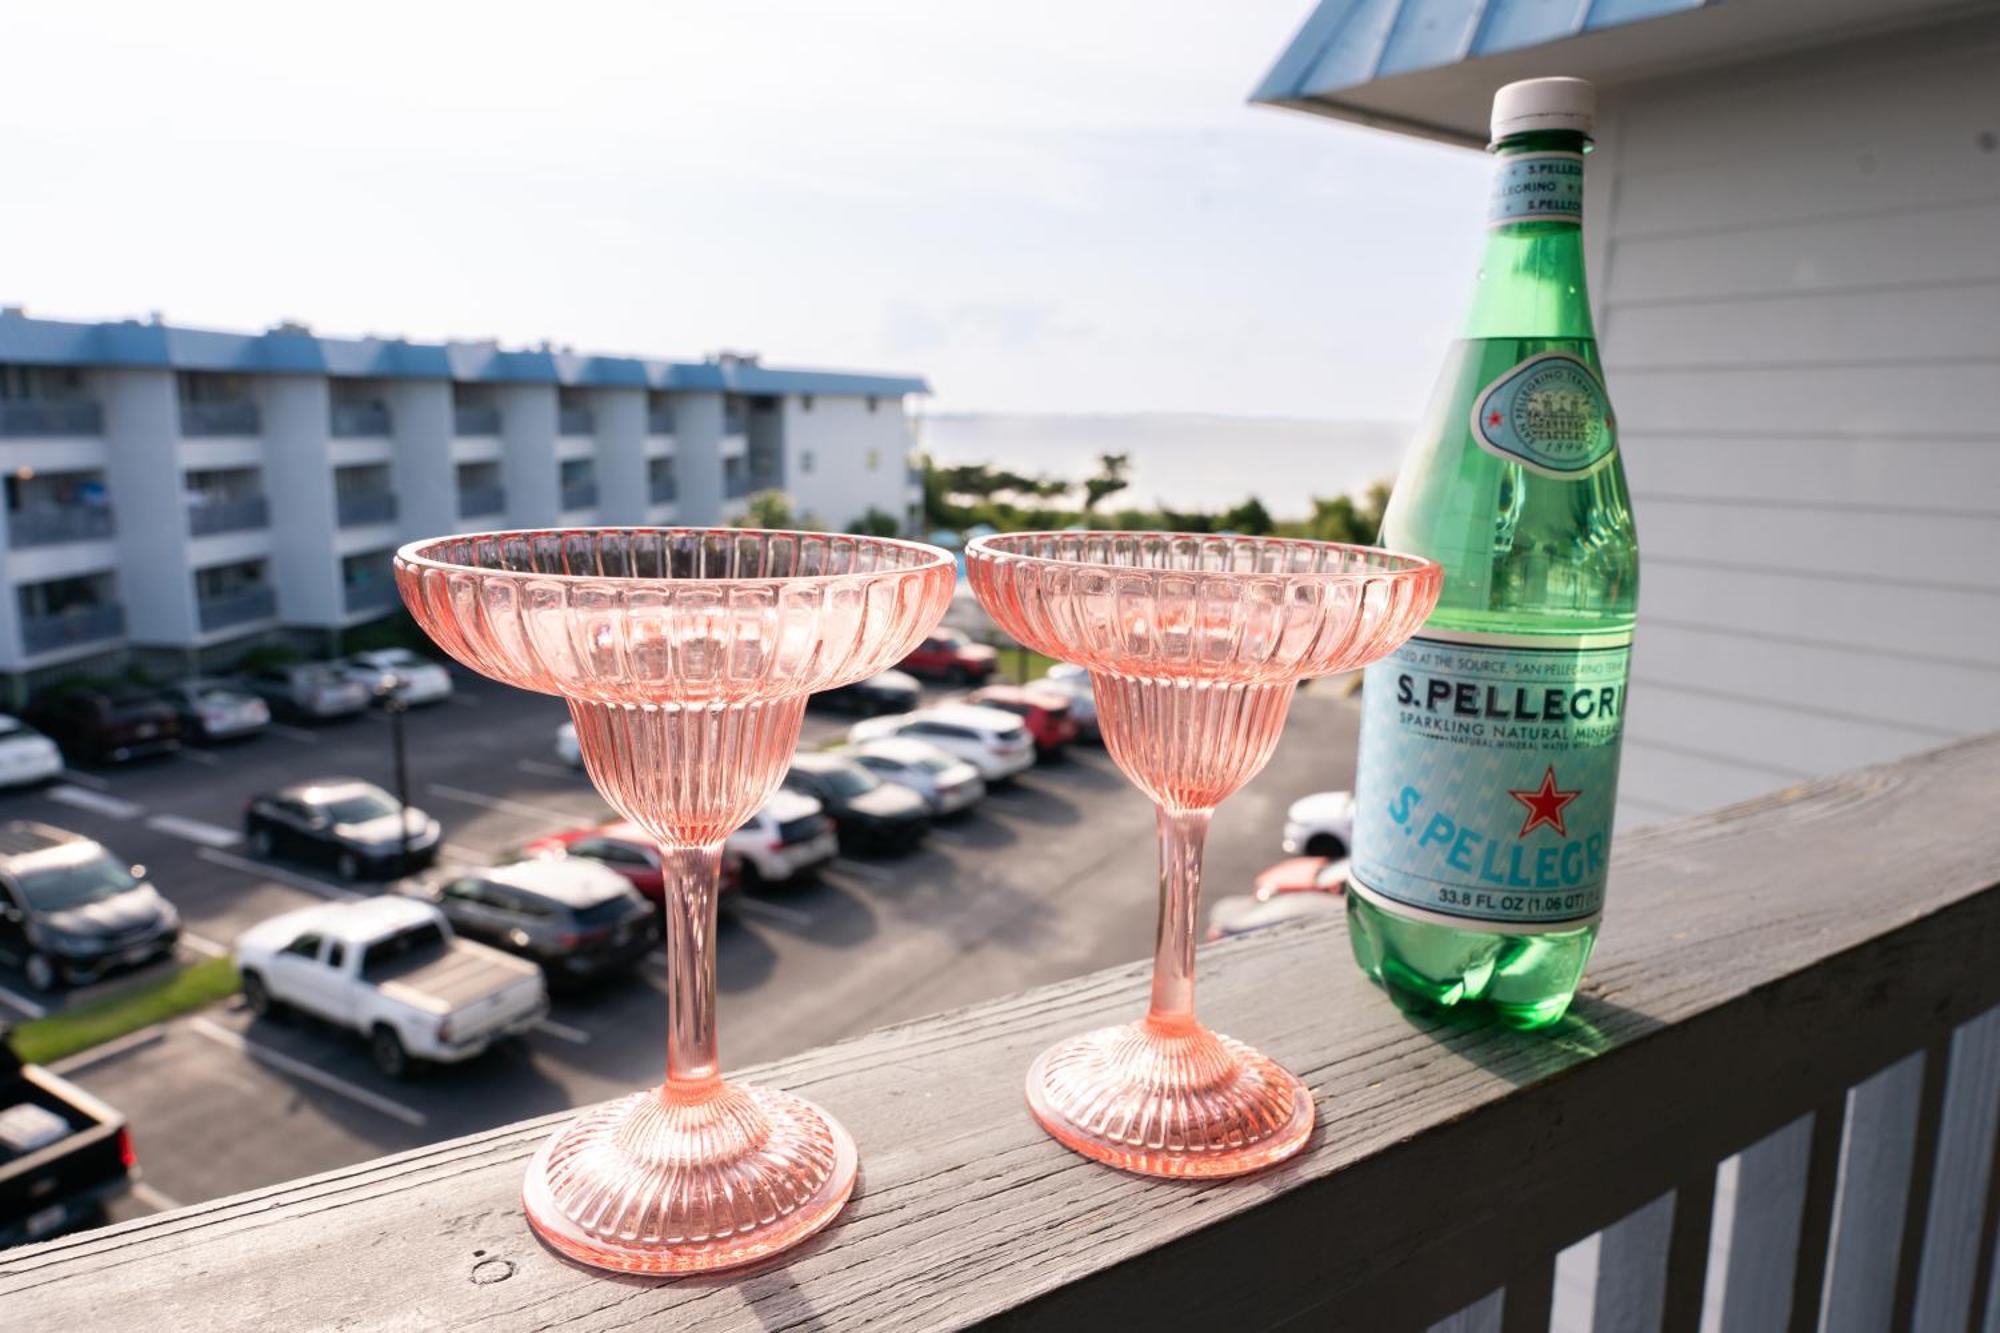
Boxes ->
[0,1,1489,419]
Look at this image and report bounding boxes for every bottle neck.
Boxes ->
[1462,130,1598,343]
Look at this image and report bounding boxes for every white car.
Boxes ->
[1282,790,1356,858]
[235,896,546,1078]
[343,649,454,706]
[843,737,986,816]
[555,721,581,767]
[725,788,838,886]
[1040,663,1099,740]
[849,704,1035,783]
[0,716,63,788]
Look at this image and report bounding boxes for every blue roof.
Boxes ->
[1254,0,1707,135]
[0,311,928,398]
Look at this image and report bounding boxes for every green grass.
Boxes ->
[992,644,1060,684]
[10,956,240,1067]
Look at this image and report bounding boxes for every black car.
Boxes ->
[781,753,930,852]
[419,860,655,988]
[25,688,180,765]
[812,669,922,717]
[0,823,179,992]
[244,779,441,881]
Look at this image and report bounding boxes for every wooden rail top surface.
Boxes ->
[7,735,2000,1331]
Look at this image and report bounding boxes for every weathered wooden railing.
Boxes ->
[7,736,2000,1331]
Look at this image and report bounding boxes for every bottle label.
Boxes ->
[1351,628,1630,931]
[1470,352,1617,478]
[1487,151,1584,226]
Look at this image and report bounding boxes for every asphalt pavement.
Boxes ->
[0,670,1362,1216]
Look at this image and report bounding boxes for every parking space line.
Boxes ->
[50,1025,167,1075]
[131,1181,183,1214]
[179,932,229,959]
[730,896,815,928]
[177,748,222,767]
[269,724,319,744]
[56,770,110,792]
[831,858,892,885]
[515,759,579,780]
[532,1018,592,1045]
[0,981,49,1019]
[427,783,582,824]
[188,1018,428,1128]
[46,784,145,820]
[440,843,495,865]
[145,814,242,849]
[194,847,361,902]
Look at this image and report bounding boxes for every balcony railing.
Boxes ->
[457,483,506,518]
[342,581,398,615]
[187,494,270,537]
[336,491,398,528]
[907,462,924,487]
[646,409,675,435]
[560,481,599,511]
[648,477,677,504]
[453,405,500,436]
[0,400,102,437]
[557,407,594,436]
[329,404,391,438]
[6,506,115,548]
[724,472,752,499]
[9,737,2000,1329]
[196,585,278,633]
[18,602,125,657]
[178,401,260,437]
[723,410,747,435]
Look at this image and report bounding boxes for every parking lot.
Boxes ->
[0,669,1362,1216]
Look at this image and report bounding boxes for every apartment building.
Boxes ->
[0,310,926,696]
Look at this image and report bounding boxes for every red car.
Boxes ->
[966,684,1078,754]
[524,821,742,909]
[899,628,997,684]
[1251,856,1349,902]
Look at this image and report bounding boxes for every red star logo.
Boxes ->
[1509,765,1581,838]
[1487,410,1503,427]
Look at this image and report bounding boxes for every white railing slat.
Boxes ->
[1822,1051,1929,1333]
[1707,1115,1816,1333]
[1594,1192,1677,1333]
[1430,1288,1505,1333]
[1911,1007,2000,1333]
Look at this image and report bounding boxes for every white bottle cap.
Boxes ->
[1490,77,1596,143]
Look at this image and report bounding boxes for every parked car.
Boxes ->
[0,823,179,992]
[965,683,1079,755]
[850,704,1035,783]
[339,649,455,706]
[0,717,62,788]
[244,779,441,881]
[0,1030,135,1248]
[416,860,655,988]
[555,721,581,767]
[1253,856,1349,902]
[898,628,997,684]
[163,678,269,743]
[25,688,180,765]
[524,821,743,906]
[241,663,370,721]
[235,897,547,1078]
[782,753,929,853]
[728,789,839,887]
[812,669,921,717]
[1282,791,1355,859]
[1041,662,1100,740]
[843,737,986,816]
[1206,887,1346,942]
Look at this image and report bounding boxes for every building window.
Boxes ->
[801,394,815,412]
[867,396,880,413]
[866,449,880,471]
[800,451,815,475]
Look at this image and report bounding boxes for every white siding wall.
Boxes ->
[1590,19,2000,824]
[782,394,916,532]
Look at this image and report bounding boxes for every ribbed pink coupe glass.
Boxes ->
[396,528,954,1273]
[967,533,1441,1177]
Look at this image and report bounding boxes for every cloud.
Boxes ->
[882,301,1096,356]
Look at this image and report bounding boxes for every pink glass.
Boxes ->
[966,532,1441,1177]
[395,528,954,1273]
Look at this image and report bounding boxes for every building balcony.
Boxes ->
[187,494,270,538]
[8,736,1999,1330]
[457,484,506,519]
[560,481,599,511]
[648,477,677,505]
[196,585,278,633]
[18,602,125,657]
[178,401,260,437]
[329,404,391,438]
[907,462,924,487]
[646,409,675,436]
[342,581,398,616]
[336,491,398,528]
[453,405,500,437]
[7,506,115,548]
[0,400,102,437]
[557,407,595,437]
[723,410,747,435]
[723,473,752,500]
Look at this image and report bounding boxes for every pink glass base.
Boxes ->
[522,1081,857,1275]
[1025,1019,1314,1179]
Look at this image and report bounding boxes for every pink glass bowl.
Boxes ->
[967,532,1440,1177]
[397,528,955,1273]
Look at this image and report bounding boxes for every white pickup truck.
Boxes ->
[235,897,547,1078]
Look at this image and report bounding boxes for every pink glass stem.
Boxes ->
[1147,806,1211,1034]
[659,841,725,1098]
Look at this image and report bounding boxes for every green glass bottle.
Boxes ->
[1347,77,1638,1030]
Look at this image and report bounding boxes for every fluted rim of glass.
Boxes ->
[395,526,955,588]
[963,530,1438,584]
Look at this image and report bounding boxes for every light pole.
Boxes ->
[379,675,413,876]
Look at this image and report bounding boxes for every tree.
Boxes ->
[1219,496,1274,535]
[1082,453,1131,511]
[733,490,797,529]
[847,507,902,537]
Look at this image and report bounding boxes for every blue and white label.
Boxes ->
[1471,352,1617,478]
[1488,151,1584,226]
[1351,629,1631,931]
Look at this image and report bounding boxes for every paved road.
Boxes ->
[0,671,1362,1215]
